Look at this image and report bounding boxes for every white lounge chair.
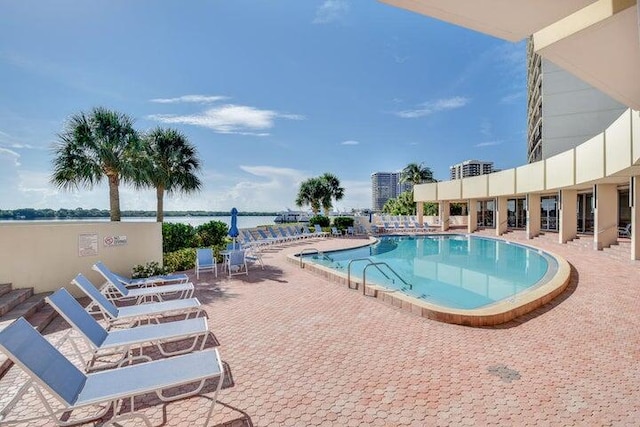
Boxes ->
[73,274,204,328]
[0,317,223,427]
[227,250,248,277]
[619,223,631,238]
[93,261,194,304]
[111,268,189,288]
[196,248,217,279]
[46,288,211,371]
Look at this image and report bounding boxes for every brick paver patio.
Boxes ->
[1,232,639,426]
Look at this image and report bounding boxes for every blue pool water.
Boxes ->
[302,235,556,310]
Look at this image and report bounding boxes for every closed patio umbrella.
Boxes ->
[229,207,239,249]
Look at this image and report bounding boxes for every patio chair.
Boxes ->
[256,229,280,245]
[226,250,248,277]
[109,267,189,288]
[0,317,223,427]
[331,227,342,237]
[346,226,355,237]
[618,223,631,238]
[314,224,329,237]
[46,288,211,371]
[245,245,265,270]
[73,274,204,328]
[196,248,217,279]
[93,261,194,305]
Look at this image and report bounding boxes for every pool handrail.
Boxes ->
[346,258,393,290]
[362,262,413,295]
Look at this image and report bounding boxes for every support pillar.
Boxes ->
[467,199,478,234]
[632,177,640,260]
[495,197,508,236]
[416,202,424,226]
[559,189,577,244]
[526,194,541,239]
[439,201,450,232]
[593,184,618,250]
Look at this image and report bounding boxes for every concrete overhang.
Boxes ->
[534,0,640,110]
[379,0,597,41]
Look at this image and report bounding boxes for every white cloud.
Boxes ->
[500,91,525,104]
[149,95,228,104]
[313,0,349,24]
[474,140,502,148]
[341,140,359,146]
[395,96,470,118]
[147,104,305,136]
[0,147,21,166]
[337,180,371,210]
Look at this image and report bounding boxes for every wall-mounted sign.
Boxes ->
[103,235,128,247]
[78,233,98,257]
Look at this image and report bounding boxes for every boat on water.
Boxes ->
[274,211,310,224]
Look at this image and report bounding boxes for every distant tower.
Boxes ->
[371,172,412,211]
[449,160,494,180]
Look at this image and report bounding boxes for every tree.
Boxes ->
[144,127,202,222]
[400,162,435,186]
[320,172,345,216]
[382,191,416,216]
[51,107,144,221]
[296,177,325,214]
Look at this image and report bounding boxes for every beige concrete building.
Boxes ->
[381,0,640,259]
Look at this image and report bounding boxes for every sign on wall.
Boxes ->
[103,235,128,247]
[78,233,98,257]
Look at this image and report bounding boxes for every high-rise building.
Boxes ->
[449,160,494,180]
[526,38,627,163]
[371,172,412,211]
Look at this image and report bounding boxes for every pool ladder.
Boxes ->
[346,258,412,296]
[297,248,333,268]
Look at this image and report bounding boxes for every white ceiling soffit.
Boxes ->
[379,0,597,41]
[535,0,640,110]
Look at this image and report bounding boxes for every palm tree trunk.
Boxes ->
[108,175,121,221]
[156,186,164,222]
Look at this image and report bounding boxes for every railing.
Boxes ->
[362,262,412,296]
[297,248,332,267]
[347,258,390,289]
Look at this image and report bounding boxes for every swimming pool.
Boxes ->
[297,235,571,325]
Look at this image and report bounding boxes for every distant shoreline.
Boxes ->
[0,209,279,220]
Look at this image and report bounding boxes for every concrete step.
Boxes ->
[0,292,57,378]
[0,288,33,317]
[0,283,11,298]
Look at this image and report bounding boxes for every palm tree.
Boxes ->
[51,107,144,221]
[296,177,325,215]
[400,162,435,186]
[144,127,202,222]
[320,172,345,216]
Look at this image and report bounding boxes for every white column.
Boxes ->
[631,177,640,260]
[559,189,577,244]
[527,194,541,239]
[440,201,450,232]
[416,202,424,226]
[593,184,618,250]
[495,197,508,236]
[467,199,478,234]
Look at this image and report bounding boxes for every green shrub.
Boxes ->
[309,215,330,228]
[196,220,228,247]
[163,247,197,272]
[131,261,170,279]
[162,223,197,253]
[333,216,354,231]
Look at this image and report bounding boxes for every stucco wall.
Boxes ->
[0,222,162,296]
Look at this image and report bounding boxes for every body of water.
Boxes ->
[302,234,556,310]
[0,215,276,229]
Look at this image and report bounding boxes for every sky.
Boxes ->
[0,0,527,212]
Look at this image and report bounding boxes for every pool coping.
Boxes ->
[287,234,572,327]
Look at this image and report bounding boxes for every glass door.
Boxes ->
[477,200,495,228]
[507,198,526,229]
[577,193,594,233]
[540,196,558,231]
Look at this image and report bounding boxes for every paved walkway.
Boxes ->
[1,232,639,426]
